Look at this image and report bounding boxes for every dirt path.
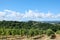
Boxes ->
[0,34,60,40]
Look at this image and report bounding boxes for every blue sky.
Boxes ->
[0,0,60,21]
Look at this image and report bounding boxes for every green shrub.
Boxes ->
[39,30,45,35]
[34,29,39,35]
[28,28,34,36]
[56,30,60,34]
[20,29,27,36]
[46,29,55,36]
[0,29,5,35]
[28,28,42,36]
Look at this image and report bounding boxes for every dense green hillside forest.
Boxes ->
[0,20,60,36]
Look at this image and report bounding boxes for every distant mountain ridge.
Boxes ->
[41,21,60,24]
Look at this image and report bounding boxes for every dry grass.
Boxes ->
[0,34,60,40]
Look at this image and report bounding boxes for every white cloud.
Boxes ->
[0,12,5,17]
[0,9,60,21]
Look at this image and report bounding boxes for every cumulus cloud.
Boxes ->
[0,9,60,21]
